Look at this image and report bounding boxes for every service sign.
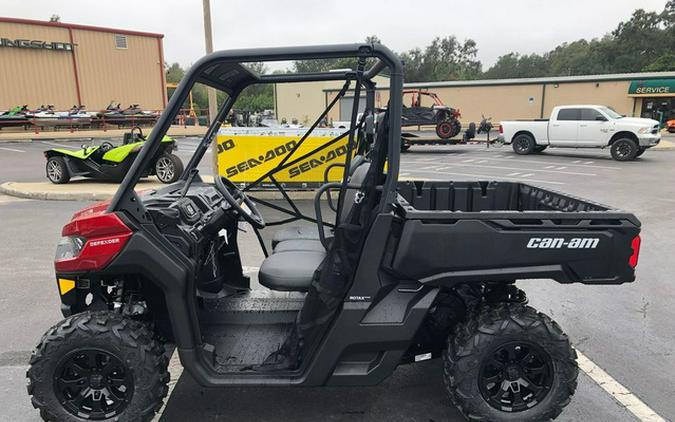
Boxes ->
[216,127,350,187]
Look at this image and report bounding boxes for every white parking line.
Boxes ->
[461,153,619,170]
[520,173,534,178]
[507,172,521,176]
[0,146,25,153]
[41,141,77,149]
[405,168,565,185]
[577,351,666,422]
[447,162,596,176]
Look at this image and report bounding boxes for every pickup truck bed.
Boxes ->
[392,181,640,285]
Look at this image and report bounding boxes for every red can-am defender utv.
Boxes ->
[27,44,641,421]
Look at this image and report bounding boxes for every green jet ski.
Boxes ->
[44,127,183,184]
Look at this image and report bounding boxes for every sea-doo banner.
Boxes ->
[216,127,351,186]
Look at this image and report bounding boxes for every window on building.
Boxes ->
[557,108,581,121]
[114,34,128,49]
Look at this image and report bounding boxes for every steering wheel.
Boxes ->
[214,176,265,229]
[100,141,114,153]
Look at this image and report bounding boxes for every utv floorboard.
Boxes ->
[203,323,293,371]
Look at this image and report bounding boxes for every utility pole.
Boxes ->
[202,0,218,122]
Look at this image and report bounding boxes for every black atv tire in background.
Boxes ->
[610,138,639,161]
[512,134,536,155]
[155,153,184,184]
[46,156,70,184]
[27,311,169,422]
[443,303,578,421]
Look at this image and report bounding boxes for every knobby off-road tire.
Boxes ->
[512,134,536,155]
[27,311,169,422]
[443,303,578,421]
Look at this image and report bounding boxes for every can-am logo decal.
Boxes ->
[0,38,75,51]
[527,237,599,249]
[288,144,348,178]
[89,238,121,247]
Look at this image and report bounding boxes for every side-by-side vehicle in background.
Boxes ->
[44,127,183,184]
[27,44,641,422]
[499,105,661,161]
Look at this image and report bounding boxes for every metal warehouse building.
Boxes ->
[276,72,675,126]
[0,17,166,112]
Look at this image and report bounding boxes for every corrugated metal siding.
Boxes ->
[0,21,164,112]
[73,29,164,111]
[0,22,79,110]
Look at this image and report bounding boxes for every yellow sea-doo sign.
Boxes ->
[216,127,350,185]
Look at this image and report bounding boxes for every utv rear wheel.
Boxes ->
[443,303,578,421]
[610,138,638,161]
[155,153,184,183]
[27,311,169,422]
[512,134,535,155]
[46,157,70,184]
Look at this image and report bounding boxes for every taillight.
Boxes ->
[499,124,503,134]
[629,235,641,268]
[55,213,132,273]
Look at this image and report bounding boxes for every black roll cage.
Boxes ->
[107,43,403,226]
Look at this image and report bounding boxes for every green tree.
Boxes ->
[292,35,382,73]
[400,36,482,82]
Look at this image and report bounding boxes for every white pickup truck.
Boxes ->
[499,105,661,161]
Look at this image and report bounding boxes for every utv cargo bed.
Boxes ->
[393,181,640,285]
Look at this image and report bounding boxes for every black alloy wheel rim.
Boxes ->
[478,341,553,412]
[514,137,530,153]
[615,141,631,159]
[54,349,134,419]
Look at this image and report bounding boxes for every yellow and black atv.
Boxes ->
[44,127,183,184]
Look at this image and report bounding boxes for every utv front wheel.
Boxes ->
[46,157,70,184]
[444,304,578,421]
[27,312,169,422]
[155,153,184,183]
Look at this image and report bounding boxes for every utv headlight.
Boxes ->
[55,236,86,260]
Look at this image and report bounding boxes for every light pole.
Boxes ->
[202,0,218,123]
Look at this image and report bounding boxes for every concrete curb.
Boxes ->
[0,181,319,202]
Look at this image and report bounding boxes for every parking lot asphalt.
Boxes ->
[1,136,674,421]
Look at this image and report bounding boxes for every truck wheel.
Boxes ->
[27,311,169,422]
[401,140,411,152]
[444,303,578,422]
[155,153,184,183]
[46,156,70,184]
[436,121,454,139]
[610,138,638,161]
[512,134,535,155]
[634,148,646,158]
